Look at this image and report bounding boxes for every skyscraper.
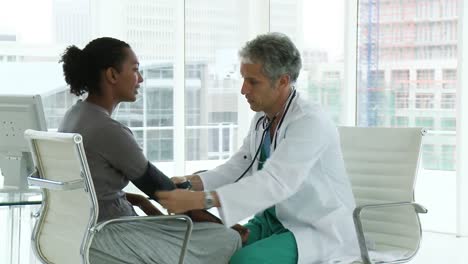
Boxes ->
[357,0,458,170]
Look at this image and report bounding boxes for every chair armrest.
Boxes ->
[353,202,427,264]
[91,215,193,264]
[27,170,84,190]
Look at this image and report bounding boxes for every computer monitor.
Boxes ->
[0,95,47,190]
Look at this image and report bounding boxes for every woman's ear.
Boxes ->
[104,67,118,84]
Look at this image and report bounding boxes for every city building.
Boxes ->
[357,0,458,170]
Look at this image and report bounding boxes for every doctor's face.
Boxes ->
[240,63,282,113]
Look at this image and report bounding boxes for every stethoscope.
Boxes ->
[235,88,297,182]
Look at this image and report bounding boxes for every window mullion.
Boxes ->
[456,0,468,237]
[174,0,185,174]
[344,0,358,126]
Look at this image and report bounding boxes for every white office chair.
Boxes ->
[339,126,428,264]
[24,129,193,264]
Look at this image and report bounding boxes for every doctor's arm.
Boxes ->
[155,115,320,213]
[157,115,333,226]
[156,189,221,213]
[213,115,333,225]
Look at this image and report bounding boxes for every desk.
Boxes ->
[0,189,42,264]
[0,190,42,206]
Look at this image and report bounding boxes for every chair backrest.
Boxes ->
[339,126,424,255]
[25,129,98,264]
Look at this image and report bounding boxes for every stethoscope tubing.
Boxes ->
[235,89,297,182]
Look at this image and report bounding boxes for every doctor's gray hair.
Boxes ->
[239,32,302,84]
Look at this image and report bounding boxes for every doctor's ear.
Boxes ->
[277,74,291,89]
[104,67,119,84]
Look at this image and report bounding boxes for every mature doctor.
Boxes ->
[157,32,358,263]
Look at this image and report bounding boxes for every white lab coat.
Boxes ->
[200,93,359,263]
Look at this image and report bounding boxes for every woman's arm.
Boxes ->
[125,192,164,216]
[131,162,176,200]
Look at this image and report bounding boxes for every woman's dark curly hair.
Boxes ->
[60,37,130,96]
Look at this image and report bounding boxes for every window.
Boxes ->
[392,116,409,127]
[391,70,410,90]
[415,116,434,130]
[357,0,459,233]
[146,88,173,127]
[271,0,346,125]
[441,145,456,171]
[369,70,386,89]
[161,69,173,79]
[209,112,237,123]
[422,144,437,170]
[416,69,435,89]
[415,93,434,109]
[441,93,456,109]
[395,92,410,108]
[147,130,173,161]
[443,69,457,89]
[441,118,456,131]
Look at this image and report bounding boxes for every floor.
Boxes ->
[408,231,468,264]
[1,203,467,264]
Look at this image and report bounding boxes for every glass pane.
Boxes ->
[184,0,250,172]
[271,0,345,125]
[0,0,83,128]
[108,0,178,175]
[357,0,459,233]
[0,0,179,175]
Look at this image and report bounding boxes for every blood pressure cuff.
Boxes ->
[131,162,176,201]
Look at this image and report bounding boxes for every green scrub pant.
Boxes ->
[230,207,298,264]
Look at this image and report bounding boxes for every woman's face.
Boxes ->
[113,48,143,102]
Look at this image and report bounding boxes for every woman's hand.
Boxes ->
[231,224,250,244]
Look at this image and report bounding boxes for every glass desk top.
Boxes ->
[0,187,42,206]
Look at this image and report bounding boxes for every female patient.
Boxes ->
[58,37,241,264]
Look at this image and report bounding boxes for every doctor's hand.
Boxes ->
[156,190,205,214]
[171,176,188,185]
[171,175,204,191]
